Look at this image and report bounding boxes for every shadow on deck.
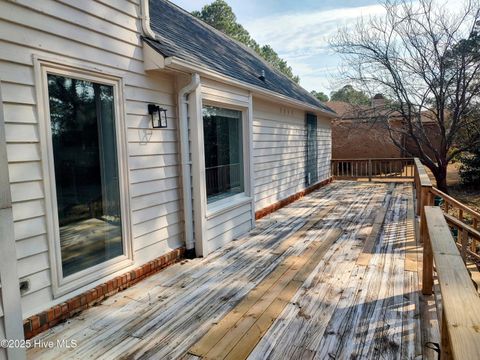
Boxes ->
[28,181,436,360]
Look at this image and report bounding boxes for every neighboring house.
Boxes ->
[328,95,441,159]
[0,0,335,348]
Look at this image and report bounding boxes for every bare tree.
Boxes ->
[330,0,480,192]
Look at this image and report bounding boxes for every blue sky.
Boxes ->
[170,0,388,95]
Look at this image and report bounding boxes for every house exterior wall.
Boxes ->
[253,98,331,211]
[332,119,442,160]
[0,0,183,318]
[332,120,402,159]
[0,0,333,333]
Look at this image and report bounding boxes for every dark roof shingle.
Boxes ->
[146,0,334,113]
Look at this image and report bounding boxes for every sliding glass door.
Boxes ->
[47,74,124,278]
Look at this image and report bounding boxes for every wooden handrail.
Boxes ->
[331,158,415,181]
[414,158,432,187]
[431,187,480,222]
[332,157,414,161]
[423,207,480,359]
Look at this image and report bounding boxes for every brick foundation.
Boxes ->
[255,177,333,220]
[23,247,185,339]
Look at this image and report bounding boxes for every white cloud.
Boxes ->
[243,4,387,92]
[245,4,386,54]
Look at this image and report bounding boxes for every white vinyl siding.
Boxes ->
[253,98,331,211]
[0,0,182,317]
[0,0,333,322]
[206,202,253,251]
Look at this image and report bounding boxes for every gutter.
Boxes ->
[178,74,201,258]
[164,56,337,118]
[139,2,334,118]
[140,0,156,40]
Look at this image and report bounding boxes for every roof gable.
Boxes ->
[146,0,334,113]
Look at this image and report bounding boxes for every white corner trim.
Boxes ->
[140,0,156,40]
[178,73,201,251]
[190,84,208,257]
[247,92,256,228]
[0,82,27,359]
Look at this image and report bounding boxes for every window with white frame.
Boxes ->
[202,106,244,203]
[40,64,131,294]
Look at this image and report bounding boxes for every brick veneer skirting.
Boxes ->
[23,247,185,339]
[255,177,333,220]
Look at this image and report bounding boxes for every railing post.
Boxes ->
[419,186,432,244]
[368,159,372,182]
[422,204,434,295]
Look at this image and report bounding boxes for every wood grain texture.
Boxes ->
[26,182,427,360]
[424,206,480,360]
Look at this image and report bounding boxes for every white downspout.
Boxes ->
[140,0,157,40]
[178,74,201,257]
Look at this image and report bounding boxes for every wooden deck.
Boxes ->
[28,181,436,360]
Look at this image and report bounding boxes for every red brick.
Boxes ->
[39,312,48,326]
[47,308,55,322]
[61,303,68,315]
[23,247,186,340]
[23,320,32,333]
[31,316,40,330]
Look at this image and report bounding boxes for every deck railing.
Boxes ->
[423,207,480,358]
[333,157,480,358]
[331,158,415,180]
[413,159,480,359]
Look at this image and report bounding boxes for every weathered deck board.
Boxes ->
[27,181,427,360]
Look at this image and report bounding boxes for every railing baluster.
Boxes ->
[472,218,478,253]
[460,227,468,261]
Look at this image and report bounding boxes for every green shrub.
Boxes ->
[459,150,480,188]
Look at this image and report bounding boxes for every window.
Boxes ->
[203,106,244,203]
[47,74,124,278]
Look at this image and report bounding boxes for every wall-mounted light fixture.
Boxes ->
[148,104,168,128]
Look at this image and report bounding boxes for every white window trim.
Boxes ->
[34,56,133,298]
[201,100,253,217]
